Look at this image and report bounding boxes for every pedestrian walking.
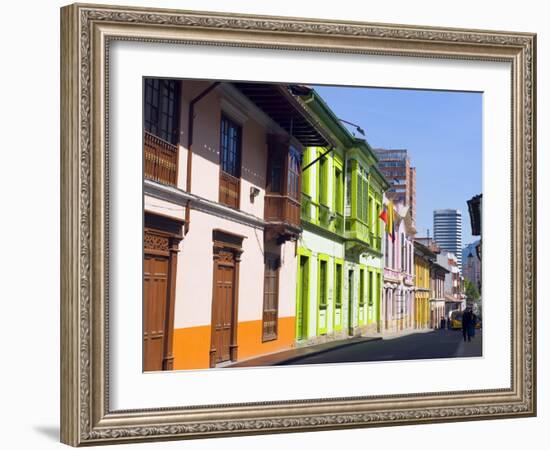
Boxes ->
[469,312,477,340]
[462,307,474,342]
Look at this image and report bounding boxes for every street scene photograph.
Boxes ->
[142,78,483,372]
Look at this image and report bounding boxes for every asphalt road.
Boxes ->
[277,329,482,366]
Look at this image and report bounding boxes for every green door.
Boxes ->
[347,269,354,335]
[296,255,309,340]
[317,258,329,335]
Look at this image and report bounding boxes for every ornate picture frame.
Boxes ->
[60,3,536,446]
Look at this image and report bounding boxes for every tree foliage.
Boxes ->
[464,278,480,301]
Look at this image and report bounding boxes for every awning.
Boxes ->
[232,83,330,147]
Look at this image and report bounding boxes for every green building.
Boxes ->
[294,88,389,344]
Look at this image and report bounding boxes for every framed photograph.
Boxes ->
[60,3,536,446]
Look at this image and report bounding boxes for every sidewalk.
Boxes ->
[227,336,382,367]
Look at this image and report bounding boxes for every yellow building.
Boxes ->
[414,241,434,329]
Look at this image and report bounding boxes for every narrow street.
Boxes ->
[276,329,482,366]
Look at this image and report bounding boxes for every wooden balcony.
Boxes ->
[219,171,240,209]
[264,194,301,243]
[144,131,178,187]
[265,195,300,226]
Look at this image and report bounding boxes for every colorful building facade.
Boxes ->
[437,252,466,318]
[413,240,434,329]
[143,80,333,370]
[381,200,416,333]
[294,89,388,344]
[429,261,449,328]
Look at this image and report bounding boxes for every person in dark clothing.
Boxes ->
[462,308,474,342]
[469,312,477,339]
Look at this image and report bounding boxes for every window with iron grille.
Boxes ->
[262,253,280,341]
[335,262,343,307]
[319,260,328,307]
[319,153,328,206]
[144,78,181,145]
[376,272,381,307]
[359,269,365,306]
[334,168,343,214]
[368,270,374,306]
[220,115,242,178]
[287,146,301,200]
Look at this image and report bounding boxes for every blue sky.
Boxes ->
[313,85,482,247]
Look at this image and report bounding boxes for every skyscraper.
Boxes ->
[374,148,416,227]
[433,209,463,272]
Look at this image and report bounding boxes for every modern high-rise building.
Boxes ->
[374,149,416,227]
[433,209,463,272]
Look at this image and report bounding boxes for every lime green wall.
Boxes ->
[301,146,346,236]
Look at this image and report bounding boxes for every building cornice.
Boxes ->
[302,220,345,243]
[144,180,266,230]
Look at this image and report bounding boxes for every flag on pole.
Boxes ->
[387,200,395,242]
[379,205,388,224]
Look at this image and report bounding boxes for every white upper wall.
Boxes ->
[175,80,274,219]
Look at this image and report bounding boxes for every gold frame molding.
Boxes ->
[60,3,536,446]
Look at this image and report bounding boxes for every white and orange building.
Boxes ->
[142,79,333,370]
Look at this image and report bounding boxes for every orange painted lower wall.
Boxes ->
[172,325,211,371]
[172,316,296,370]
[237,316,295,360]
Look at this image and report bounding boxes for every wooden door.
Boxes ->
[143,254,170,371]
[262,254,280,341]
[212,251,235,363]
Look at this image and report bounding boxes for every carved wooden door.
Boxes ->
[212,250,235,363]
[143,253,170,371]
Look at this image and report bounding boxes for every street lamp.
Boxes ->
[338,118,365,136]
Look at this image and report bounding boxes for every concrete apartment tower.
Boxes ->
[374,149,416,228]
[433,209,463,272]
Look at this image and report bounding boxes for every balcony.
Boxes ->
[384,268,401,283]
[264,194,301,243]
[345,217,369,243]
[144,131,178,187]
[319,204,331,229]
[300,193,313,223]
[368,232,381,251]
[265,195,300,226]
[219,171,240,209]
[333,212,344,235]
[344,217,370,257]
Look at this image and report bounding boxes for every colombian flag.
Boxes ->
[379,201,395,242]
[379,205,388,224]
